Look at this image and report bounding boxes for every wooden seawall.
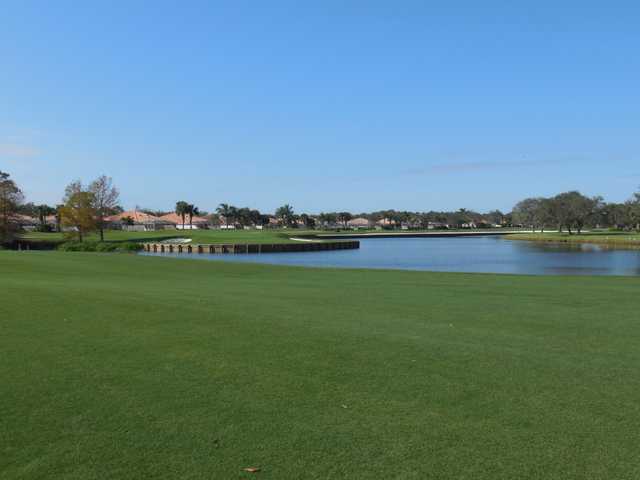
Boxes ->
[143,240,359,254]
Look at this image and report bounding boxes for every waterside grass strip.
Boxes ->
[505,233,640,247]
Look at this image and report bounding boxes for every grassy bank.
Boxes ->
[19,229,305,246]
[505,231,640,247]
[19,227,527,248]
[2,252,640,478]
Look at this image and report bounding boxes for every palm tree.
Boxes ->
[337,212,352,228]
[216,203,231,227]
[175,201,189,229]
[186,204,199,229]
[456,208,471,228]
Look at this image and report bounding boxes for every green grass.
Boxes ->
[2,252,640,479]
[19,227,526,247]
[20,229,307,245]
[506,231,640,247]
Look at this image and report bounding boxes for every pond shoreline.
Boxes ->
[312,230,529,239]
[505,233,640,248]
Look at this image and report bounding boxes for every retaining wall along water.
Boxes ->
[143,240,359,254]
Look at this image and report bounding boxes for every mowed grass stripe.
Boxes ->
[2,252,640,479]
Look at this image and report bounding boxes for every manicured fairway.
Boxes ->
[2,252,640,479]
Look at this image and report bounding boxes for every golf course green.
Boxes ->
[2,251,640,479]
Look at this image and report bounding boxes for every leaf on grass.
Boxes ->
[243,467,261,473]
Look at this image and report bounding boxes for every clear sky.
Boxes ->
[1,1,639,214]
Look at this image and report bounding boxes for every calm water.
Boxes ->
[141,237,640,276]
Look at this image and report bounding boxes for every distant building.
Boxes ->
[376,218,395,228]
[347,217,371,229]
[216,216,236,229]
[159,212,210,230]
[13,214,38,231]
[427,222,449,230]
[267,217,280,228]
[105,210,174,231]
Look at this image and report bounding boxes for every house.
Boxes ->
[347,217,371,229]
[159,212,210,230]
[459,222,477,229]
[267,217,280,228]
[376,218,396,228]
[105,210,174,231]
[13,214,38,231]
[217,216,236,229]
[427,221,449,230]
[44,215,59,230]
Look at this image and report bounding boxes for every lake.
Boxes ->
[141,236,640,276]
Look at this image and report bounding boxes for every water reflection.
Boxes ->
[141,236,640,276]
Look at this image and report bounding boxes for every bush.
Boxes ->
[95,242,119,252]
[116,242,144,252]
[57,241,100,252]
[57,241,143,253]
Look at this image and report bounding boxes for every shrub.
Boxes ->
[115,242,143,252]
[96,242,119,252]
[58,241,100,252]
[57,241,142,253]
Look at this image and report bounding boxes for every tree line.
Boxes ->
[512,191,640,234]
[1,172,121,243]
[2,169,640,246]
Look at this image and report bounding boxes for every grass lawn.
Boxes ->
[19,227,527,247]
[19,229,306,245]
[2,252,640,479]
[505,231,640,247]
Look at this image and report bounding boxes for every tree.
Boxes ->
[59,182,96,242]
[236,207,251,227]
[486,210,505,226]
[216,203,233,227]
[89,175,120,241]
[299,213,316,229]
[0,171,24,244]
[512,198,545,231]
[54,204,63,232]
[318,212,337,228]
[455,208,472,228]
[547,191,602,234]
[36,204,56,232]
[186,204,199,229]
[567,191,598,234]
[275,204,295,227]
[628,188,640,231]
[248,209,263,227]
[175,201,189,229]
[337,212,353,228]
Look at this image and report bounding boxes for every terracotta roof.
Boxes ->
[105,210,167,223]
[159,212,209,224]
[347,217,370,226]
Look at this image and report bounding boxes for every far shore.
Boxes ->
[315,229,538,239]
[504,232,640,247]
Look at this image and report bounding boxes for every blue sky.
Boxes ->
[1,1,639,213]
